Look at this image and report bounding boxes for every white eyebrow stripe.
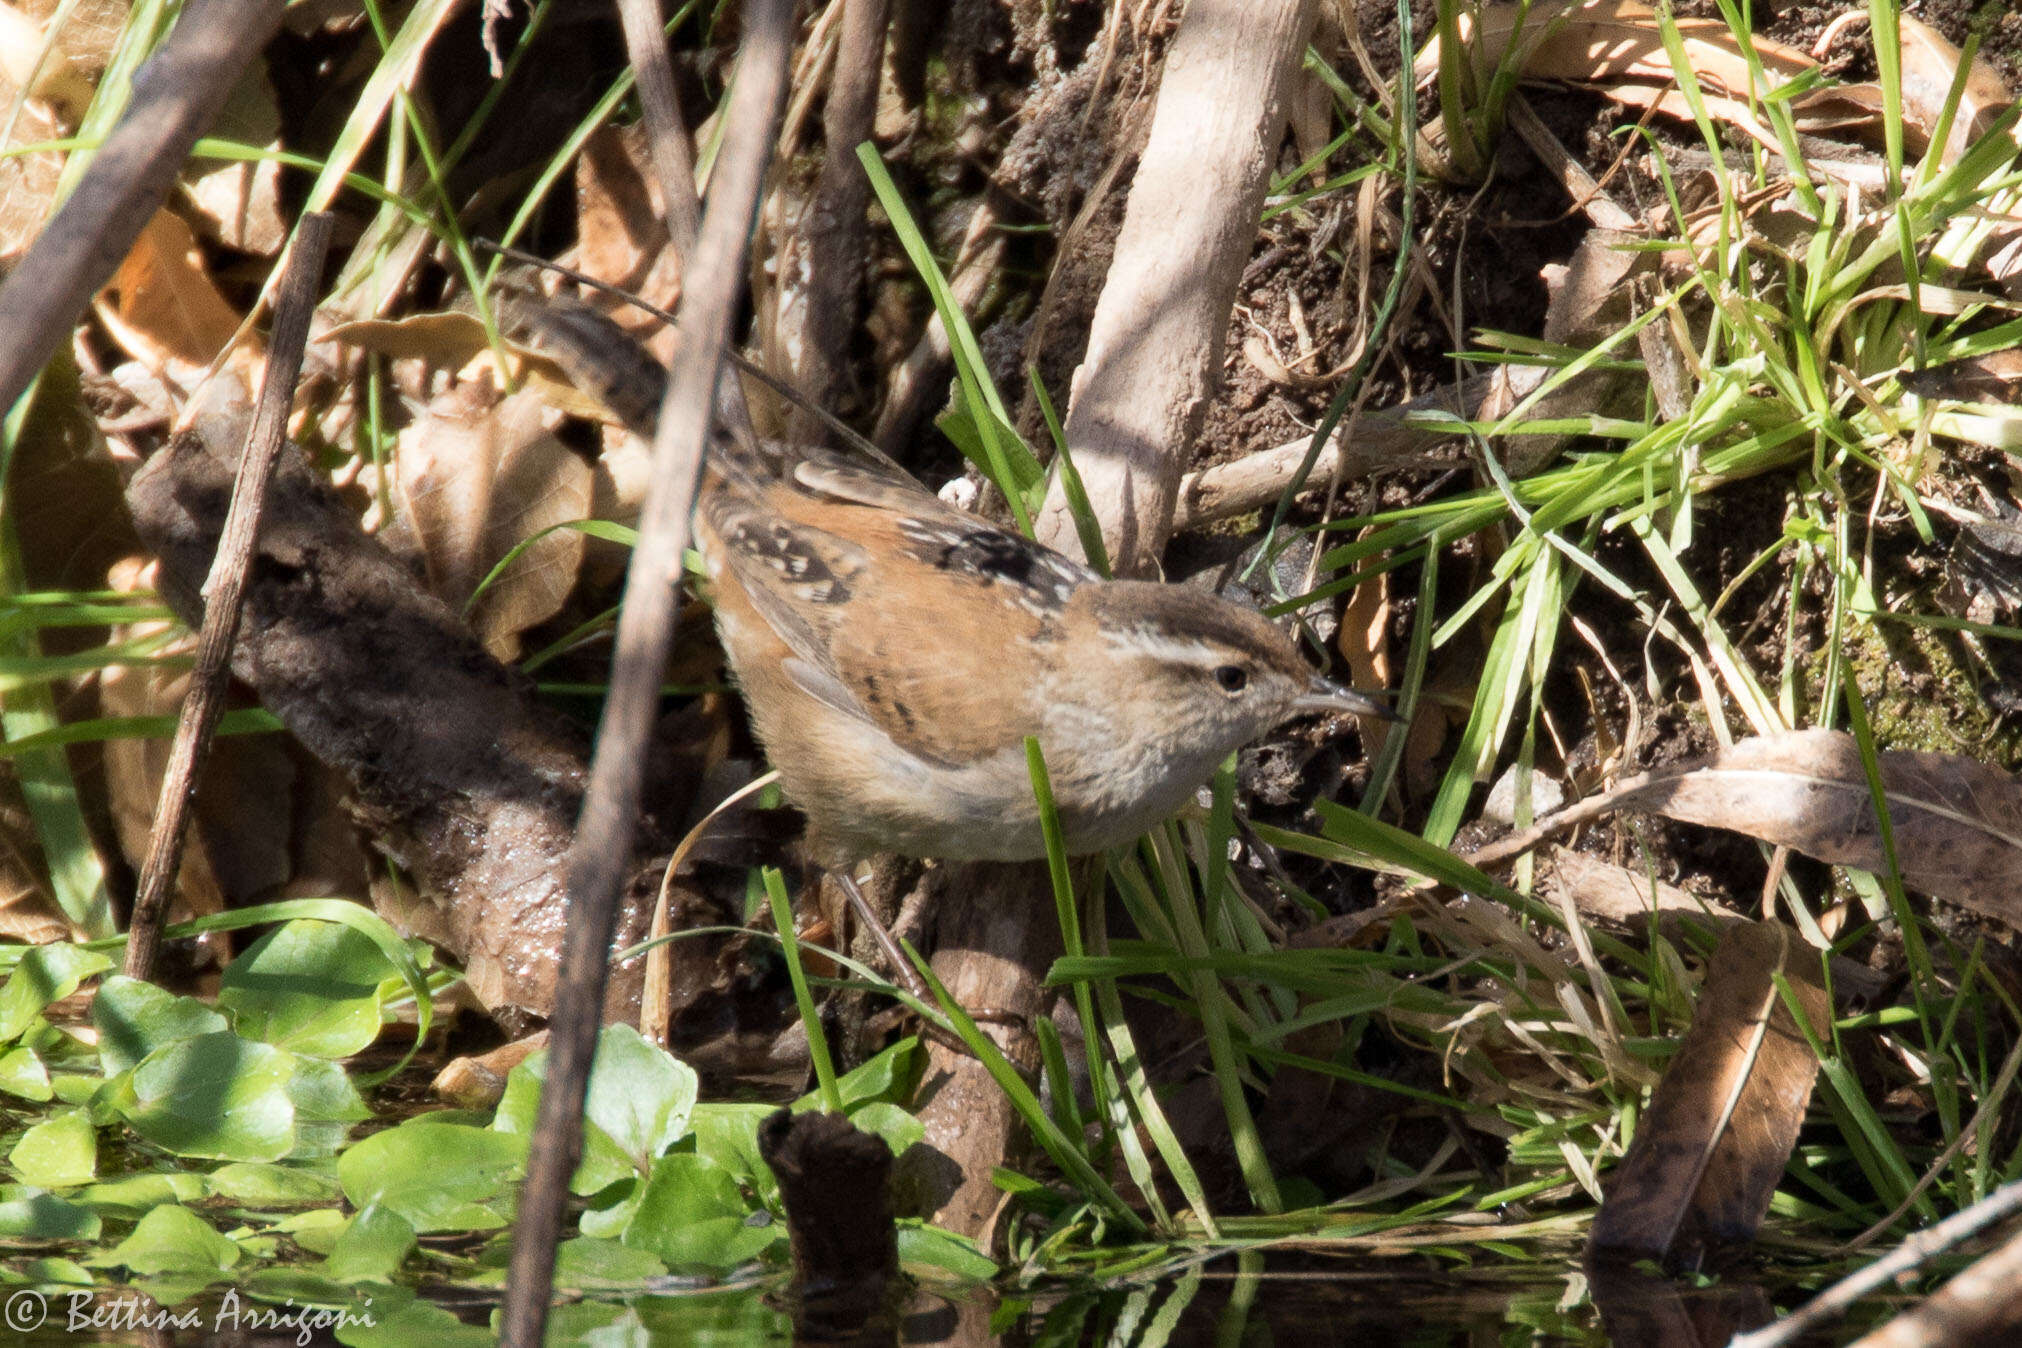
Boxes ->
[1103,626,1222,667]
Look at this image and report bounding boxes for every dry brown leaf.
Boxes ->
[0,3,97,124]
[1545,848,1746,933]
[1336,535,1393,755]
[392,382,593,661]
[1484,227,1653,475]
[1902,349,2022,407]
[1588,920,1828,1267]
[0,0,122,262]
[184,63,286,255]
[1473,729,2022,933]
[1899,14,2016,168]
[321,311,616,425]
[574,124,681,338]
[1414,0,1938,167]
[98,210,246,381]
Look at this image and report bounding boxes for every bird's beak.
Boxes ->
[1291,675,1401,723]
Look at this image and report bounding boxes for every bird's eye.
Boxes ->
[1214,665,1249,694]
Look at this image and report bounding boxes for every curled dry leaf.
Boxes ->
[0,4,97,126]
[1898,14,2016,169]
[184,63,287,255]
[1336,534,1395,756]
[1484,226,1654,476]
[1545,848,1745,932]
[392,383,593,662]
[1471,729,2022,934]
[97,211,249,384]
[1415,0,2010,170]
[573,124,682,357]
[1415,0,1868,163]
[321,311,616,425]
[0,0,127,262]
[1588,920,1829,1268]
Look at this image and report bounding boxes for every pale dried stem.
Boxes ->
[1035,0,1322,577]
[125,214,334,981]
[1171,377,1481,531]
[498,1,793,1340]
[0,0,285,414]
[785,0,890,442]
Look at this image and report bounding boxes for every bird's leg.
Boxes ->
[830,867,930,1004]
[831,868,1023,1034]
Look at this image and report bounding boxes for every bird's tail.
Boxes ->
[493,285,786,502]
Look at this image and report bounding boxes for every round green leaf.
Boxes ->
[0,1044,51,1101]
[283,1057,372,1158]
[9,1109,96,1187]
[0,1191,98,1240]
[323,1202,416,1283]
[208,1160,342,1205]
[553,1235,666,1289]
[622,1152,780,1270]
[219,920,397,1058]
[92,976,228,1077]
[73,1170,208,1214]
[582,1024,698,1170]
[100,1203,242,1276]
[846,1101,925,1159]
[0,945,113,1041]
[120,1032,296,1161]
[337,1121,524,1232]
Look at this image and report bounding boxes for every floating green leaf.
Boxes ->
[622,1152,781,1270]
[495,1026,696,1190]
[208,1161,342,1206]
[553,1235,666,1289]
[323,1202,416,1283]
[0,1190,99,1239]
[92,976,228,1077]
[687,1102,778,1205]
[9,1109,96,1187]
[72,1170,207,1215]
[219,920,398,1058]
[0,945,112,1041]
[118,1032,296,1161]
[581,1024,696,1170]
[493,1057,634,1197]
[284,1057,372,1158]
[0,1044,51,1100]
[338,1121,524,1232]
[98,1202,241,1277]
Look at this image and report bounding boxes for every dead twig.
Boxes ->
[1731,1180,2022,1348]
[0,0,286,415]
[1035,0,1322,576]
[1169,377,1481,531]
[496,1,794,1342]
[613,0,702,251]
[124,212,334,982]
[783,0,891,441]
[610,0,759,453]
[873,197,1005,454]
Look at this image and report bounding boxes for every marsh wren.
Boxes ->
[509,297,1388,872]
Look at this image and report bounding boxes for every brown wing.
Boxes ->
[705,454,1096,767]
